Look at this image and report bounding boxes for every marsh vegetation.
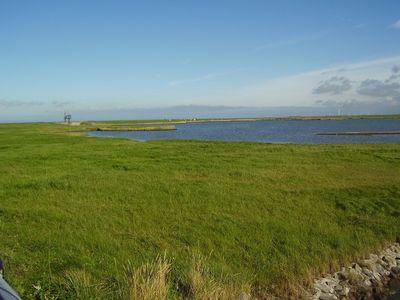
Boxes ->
[0,122,399,298]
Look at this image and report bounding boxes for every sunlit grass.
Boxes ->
[0,122,399,298]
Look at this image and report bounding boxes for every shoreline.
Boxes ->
[101,114,400,126]
[318,131,400,136]
[59,113,400,128]
[312,243,400,300]
[95,125,176,132]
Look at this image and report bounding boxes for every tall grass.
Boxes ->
[187,253,249,300]
[0,122,399,298]
[64,253,249,299]
[66,270,108,299]
[122,255,171,300]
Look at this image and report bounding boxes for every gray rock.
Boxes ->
[332,273,340,281]
[337,286,349,297]
[334,284,342,290]
[352,263,362,273]
[315,282,333,294]
[371,272,382,282]
[312,243,400,299]
[337,270,348,280]
[319,292,338,300]
[391,266,400,274]
[362,267,374,278]
[333,284,348,295]
[377,258,388,268]
[375,264,389,276]
[363,279,372,287]
[382,255,396,266]
[359,260,373,269]
[324,277,339,287]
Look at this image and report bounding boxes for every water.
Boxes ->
[89,119,400,144]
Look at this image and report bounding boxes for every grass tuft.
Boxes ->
[121,254,171,300]
[187,252,250,300]
[65,270,109,300]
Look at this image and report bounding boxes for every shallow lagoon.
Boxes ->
[89,118,400,144]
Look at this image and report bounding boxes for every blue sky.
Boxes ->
[1,0,400,121]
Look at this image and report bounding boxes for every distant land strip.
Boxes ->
[96,125,176,131]
[317,131,400,135]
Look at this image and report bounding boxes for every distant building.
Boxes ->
[64,112,72,124]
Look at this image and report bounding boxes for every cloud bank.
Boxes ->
[313,77,353,95]
[203,55,400,115]
[1,56,400,122]
[392,19,400,29]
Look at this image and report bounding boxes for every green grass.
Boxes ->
[0,122,399,298]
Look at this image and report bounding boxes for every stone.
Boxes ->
[359,260,373,269]
[363,279,372,287]
[337,286,350,297]
[332,273,340,281]
[352,263,362,272]
[334,284,343,291]
[333,283,350,297]
[337,270,348,280]
[391,266,400,274]
[312,243,400,300]
[318,292,338,300]
[377,258,388,268]
[382,255,396,266]
[315,282,333,294]
[324,277,339,287]
[375,264,389,276]
[362,267,374,278]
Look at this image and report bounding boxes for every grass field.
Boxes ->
[0,122,400,299]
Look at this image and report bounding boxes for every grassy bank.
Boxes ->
[0,122,399,299]
[95,125,176,131]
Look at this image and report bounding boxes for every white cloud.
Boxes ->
[391,19,400,29]
[313,77,353,95]
[198,55,400,107]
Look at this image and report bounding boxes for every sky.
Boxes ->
[1,0,400,121]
